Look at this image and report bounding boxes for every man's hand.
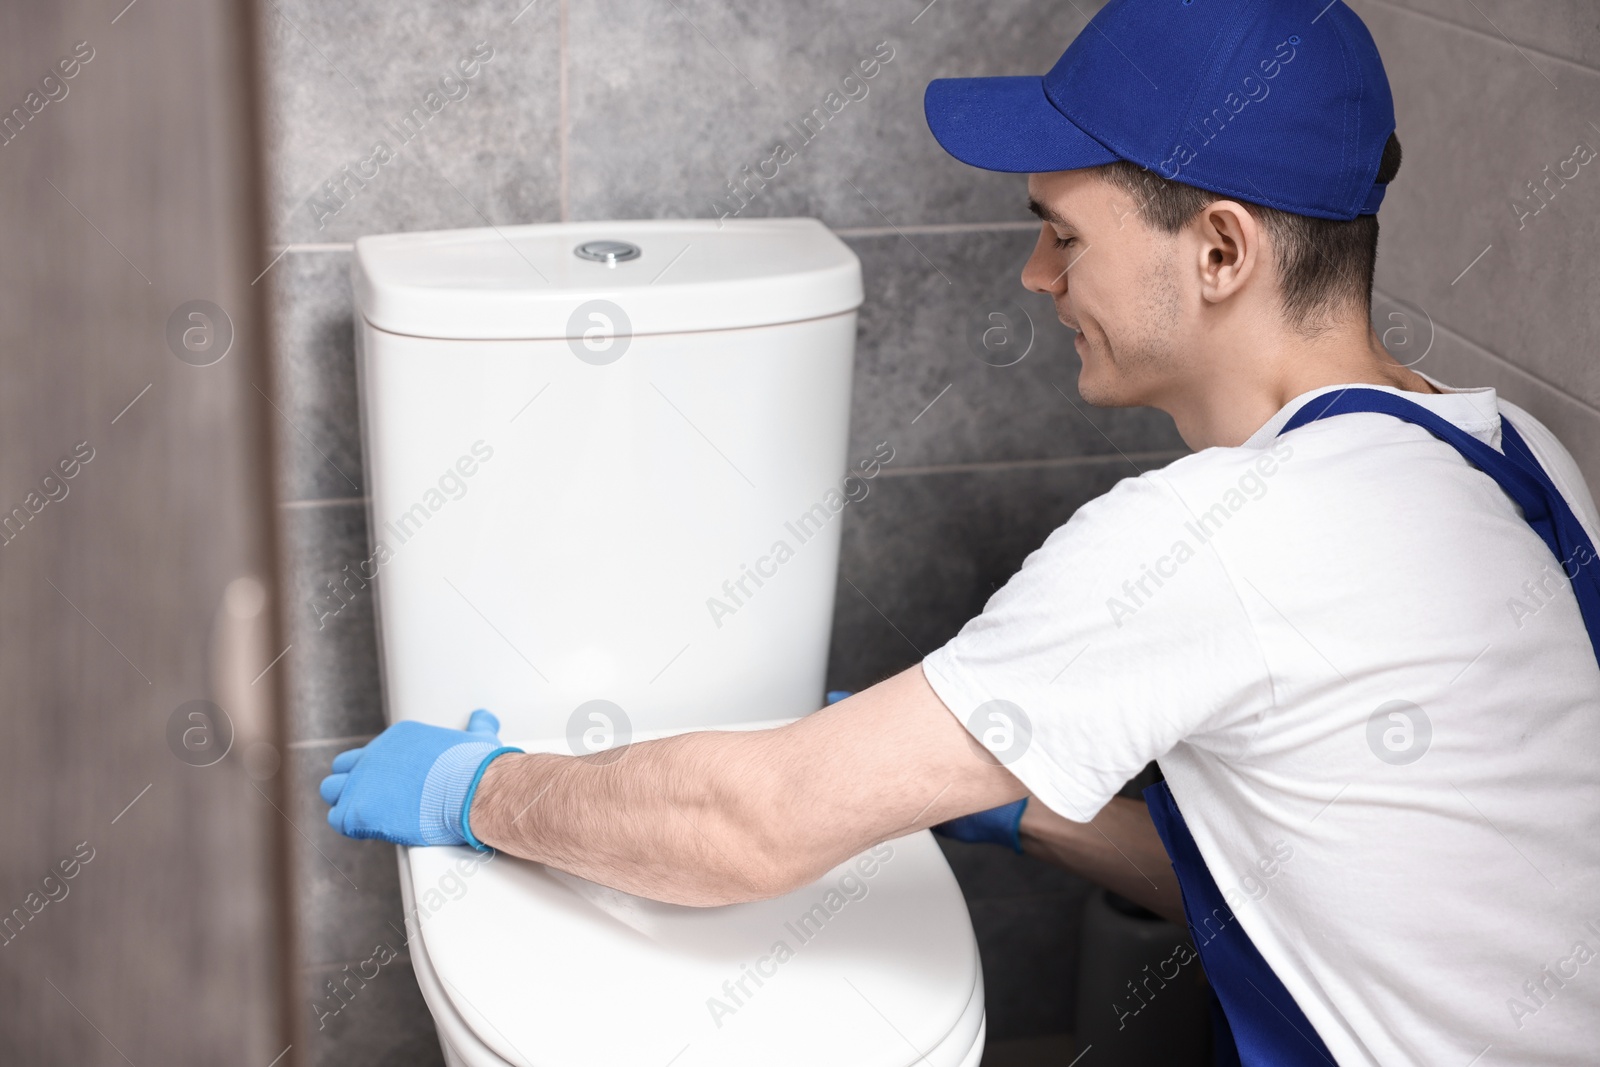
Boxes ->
[320,709,521,848]
[932,798,1029,853]
[1019,795,1185,924]
[932,794,1183,925]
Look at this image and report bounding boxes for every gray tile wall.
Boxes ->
[262,1,1600,1062]
[1352,0,1600,489]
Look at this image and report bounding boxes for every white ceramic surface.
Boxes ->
[399,826,985,1067]
[354,218,863,339]
[355,219,984,1067]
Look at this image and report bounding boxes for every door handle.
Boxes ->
[210,575,281,779]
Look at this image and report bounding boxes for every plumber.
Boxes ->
[320,1,1600,1063]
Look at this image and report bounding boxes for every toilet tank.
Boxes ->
[351,219,864,746]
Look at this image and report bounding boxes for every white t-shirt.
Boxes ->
[921,380,1600,1066]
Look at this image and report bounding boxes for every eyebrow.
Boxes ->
[1027,197,1073,228]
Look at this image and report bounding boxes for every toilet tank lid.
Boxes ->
[352,218,864,340]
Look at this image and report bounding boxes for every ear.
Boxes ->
[1191,201,1261,306]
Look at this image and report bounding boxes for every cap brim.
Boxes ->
[924,76,1119,174]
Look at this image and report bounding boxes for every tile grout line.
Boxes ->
[1374,285,1600,421]
[268,221,1040,256]
[274,242,353,252]
[301,951,412,977]
[879,450,1188,478]
[835,220,1040,237]
[287,734,377,751]
[276,453,1182,513]
[1355,0,1600,78]
[559,0,570,223]
[280,496,367,509]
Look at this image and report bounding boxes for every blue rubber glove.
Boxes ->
[932,798,1029,854]
[320,709,521,850]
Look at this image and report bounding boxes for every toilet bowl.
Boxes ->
[397,787,985,1067]
[397,831,985,1067]
[353,218,986,1066]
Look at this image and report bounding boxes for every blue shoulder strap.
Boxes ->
[1282,388,1600,667]
[1144,782,1333,1065]
[1147,387,1600,1065]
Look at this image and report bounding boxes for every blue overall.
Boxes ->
[1143,388,1600,1065]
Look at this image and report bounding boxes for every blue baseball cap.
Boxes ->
[924,0,1396,221]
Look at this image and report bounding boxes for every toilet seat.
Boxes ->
[397,830,985,1067]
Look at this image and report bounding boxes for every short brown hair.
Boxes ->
[1096,133,1403,332]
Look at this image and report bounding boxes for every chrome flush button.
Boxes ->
[574,239,642,266]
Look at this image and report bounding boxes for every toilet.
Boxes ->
[352,218,986,1067]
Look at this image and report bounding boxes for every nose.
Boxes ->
[1020,224,1069,297]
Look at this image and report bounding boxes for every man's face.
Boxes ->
[1022,169,1185,408]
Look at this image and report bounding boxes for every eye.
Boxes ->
[1053,234,1076,250]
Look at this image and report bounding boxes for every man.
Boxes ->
[320,0,1600,1062]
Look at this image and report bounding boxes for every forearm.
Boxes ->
[1019,795,1185,924]
[465,666,1026,908]
[469,731,788,907]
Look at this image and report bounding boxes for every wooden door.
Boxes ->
[0,1,293,1063]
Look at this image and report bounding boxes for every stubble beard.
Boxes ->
[1074,255,1182,409]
